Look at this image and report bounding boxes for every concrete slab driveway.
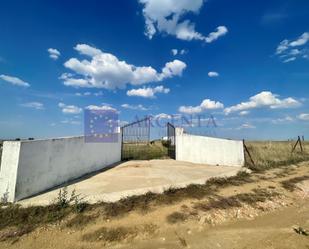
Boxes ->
[19,159,243,206]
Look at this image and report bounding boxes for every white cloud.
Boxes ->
[121,104,148,111]
[161,60,187,78]
[20,102,44,110]
[224,91,301,115]
[154,113,172,119]
[204,26,228,43]
[290,32,309,47]
[94,91,103,96]
[0,74,30,87]
[272,115,294,124]
[85,105,117,112]
[237,123,256,130]
[171,49,187,56]
[139,0,228,42]
[61,44,186,89]
[75,91,103,97]
[127,85,170,98]
[179,98,224,114]
[47,48,61,60]
[275,32,309,63]
[297,113,309,121]
[239,111,249,116]
[283,57,296,63]
[74,44,101,56]
[171,49,178,56]
[290,49,301,56]
[208,71,219,77]
[58,102,82,114]
[178,105,203,114]
[61,119,81,125]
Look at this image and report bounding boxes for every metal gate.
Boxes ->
[121,117,150,160]
[167,122,176,159]
[121,118,176,160]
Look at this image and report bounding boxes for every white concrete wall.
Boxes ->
[0,136,121,202]
[176,132,244,167]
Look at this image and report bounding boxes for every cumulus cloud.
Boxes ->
[275,32,309,63]
[20,102,44,110]
[224,91,301,115]
[179,98,224,114]
[121,104,148,111]
[47,48,61,60]
[0,74,30,87]
[208,71,219,77]
[297,113,309,121]
[127,85,170,98]
[61,44,186,89]
[58,102,82,114]
[139,0,228,42]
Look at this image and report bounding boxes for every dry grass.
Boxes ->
[175,232,188,247]
[194,188,279,211]
[82,224,157,244]
[0,188,89,239]
[65,214,96,228]
[166,212,189,224]
[281,176,309,191]
[122,141,169,160]
[0,225,34,243]
[245,141,309,171]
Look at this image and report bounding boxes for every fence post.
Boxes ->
[299,136,303,152]
[243,139,255,167]
[291,138,299,153]
[120,127,123,161]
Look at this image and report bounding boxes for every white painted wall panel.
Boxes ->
[0,136,121,202]
[176,133,244,167]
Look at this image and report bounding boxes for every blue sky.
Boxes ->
[0,0,309,140]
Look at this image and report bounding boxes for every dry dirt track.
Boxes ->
[1,162,309,249]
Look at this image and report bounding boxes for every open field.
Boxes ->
[122,141,169,160]
[0,141,309,248]
[122,140,309,171]
[245,141,309,171]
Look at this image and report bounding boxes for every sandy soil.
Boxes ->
[1,162,309,249]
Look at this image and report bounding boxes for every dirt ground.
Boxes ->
[1,161,309,249]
